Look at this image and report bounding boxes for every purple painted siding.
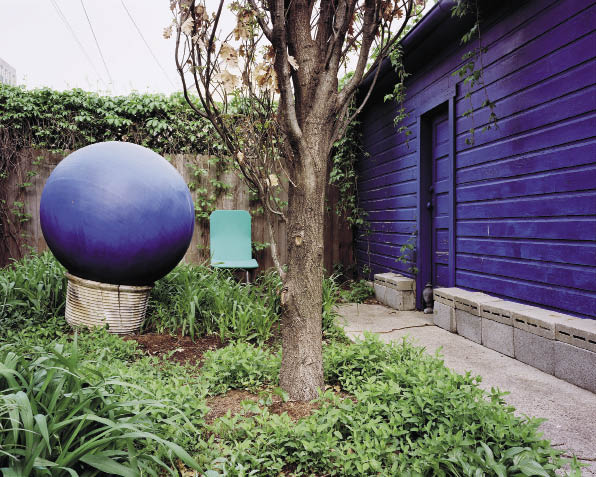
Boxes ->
[356,0,596,318]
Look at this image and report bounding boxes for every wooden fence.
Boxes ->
[1,149,354,274]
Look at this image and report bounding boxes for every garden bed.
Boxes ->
[0,253,584,476]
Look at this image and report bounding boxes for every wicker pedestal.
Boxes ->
[65,273,152,334]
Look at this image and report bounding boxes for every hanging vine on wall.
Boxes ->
[186,156,233,221]
[452,0,498,145]
[329,112,368,230]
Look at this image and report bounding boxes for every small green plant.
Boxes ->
[10,201,31,223]
[146,263,280,344]
[396,232,418,275]
[0,339,199,474]
[202,335,580,476]
[339,279,374,303]
[322,274,348,341]
[0,252,67,334]
[252,240,270,253]
[186,157,232,221]
[329,109,368,229]
[201,342,281,395]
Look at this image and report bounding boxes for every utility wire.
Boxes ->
[120,0,176,89]
[49,0,105,83]
[79,0,114,85]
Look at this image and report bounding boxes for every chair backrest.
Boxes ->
[209,210,253,261]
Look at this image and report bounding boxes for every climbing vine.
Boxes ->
[329,111,368,230]
[186,156,233,221]
[452,0,498,144]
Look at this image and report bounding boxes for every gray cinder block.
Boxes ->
[374,273,415,310]
[433,287,476,308]
[384,287,415,311]
[482,318,514,357]
[555,341,596,393]
[374,283,387,303]
[401,291,415,311]
[384,287,400,309]
[454,293,502,316]
[556,318,596,354]
[433,287,457,307]
[512,307,575,340]
[514,327,555,375]
[480,301,533,326]
[434,301,456,332]
[456,309,481,344]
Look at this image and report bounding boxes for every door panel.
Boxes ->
[431,110,450,287]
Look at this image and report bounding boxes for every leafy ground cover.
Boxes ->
[0,253,582,476]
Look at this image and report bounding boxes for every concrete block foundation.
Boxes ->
[456,309,482,344]
[434,301,456,332]
[514,327,555,375]
[374,273,415,311]
[556,319,596,354]
[482,318,514,357]
[555,341,596,394]
[383,285,596,393]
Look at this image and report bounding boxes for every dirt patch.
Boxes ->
[205,387,353,424]
[205,389,263,423]
[123,333,224,365]
[206,389,320,423]
[269,399,320,421]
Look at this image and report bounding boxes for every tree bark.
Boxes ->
[279,137,329,401]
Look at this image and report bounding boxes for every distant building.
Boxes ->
[0,58,16,86]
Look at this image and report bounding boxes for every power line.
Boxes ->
[48,0,105,83]
[120,0,176,89]
[79,0,114,85]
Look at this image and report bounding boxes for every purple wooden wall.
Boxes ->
[356,0,596,318]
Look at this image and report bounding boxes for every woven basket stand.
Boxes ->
[65,273,152,334]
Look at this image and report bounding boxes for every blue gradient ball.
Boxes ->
[40,141,194,285]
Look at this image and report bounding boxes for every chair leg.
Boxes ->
[246,270,250,283]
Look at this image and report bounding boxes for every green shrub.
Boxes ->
[339,278,374,303]
[0,252,67,335]
[201,342,280,395]
[0,339,199,475]
[147,264,343,344]
[109,353,210,455]
[204,336,580,476]
[0,84,219,155]
[146,263,280,343]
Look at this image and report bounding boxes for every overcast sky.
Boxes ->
[1,1,431,96]
[0,0,235,96]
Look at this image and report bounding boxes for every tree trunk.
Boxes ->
[279,139,328,401]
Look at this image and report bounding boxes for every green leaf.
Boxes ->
[79,454,138,477]
[515,459,551,476]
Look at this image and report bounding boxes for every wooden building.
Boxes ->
[356,0,596,318]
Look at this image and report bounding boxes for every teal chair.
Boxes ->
[209,210,258,281]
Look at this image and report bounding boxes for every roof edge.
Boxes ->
[359,0,459,92]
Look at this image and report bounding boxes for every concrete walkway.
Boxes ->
[338,303,596,475]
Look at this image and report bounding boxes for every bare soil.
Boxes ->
[123,332,224,365]
[205,389,322,424]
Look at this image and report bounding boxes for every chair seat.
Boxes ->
[211,258,259,269]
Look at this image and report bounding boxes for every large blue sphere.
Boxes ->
[40,142,194,285]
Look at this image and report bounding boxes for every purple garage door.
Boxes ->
[430,110,450,287]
